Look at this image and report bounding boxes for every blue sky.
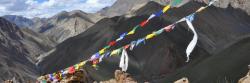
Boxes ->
[0,0,116,18]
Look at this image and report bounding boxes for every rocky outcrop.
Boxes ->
[174,77,189,83]
[37,69,93,83]
[238,65,250,83]
[210,0,250,15]
[99,70,138,83]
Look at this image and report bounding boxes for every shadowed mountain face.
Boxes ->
[153,37,250,83]
[37,1,192,79]
[0,18,38,82]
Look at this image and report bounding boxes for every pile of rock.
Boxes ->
[99,70,190,83]
[99,70,137,83]
[4,80,13,83]
[37,69,92,83]
[174,77,189,83]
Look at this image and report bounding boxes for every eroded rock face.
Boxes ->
[0,18,38,82]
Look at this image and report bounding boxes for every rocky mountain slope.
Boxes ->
[30,17,47,31]
[99,0,250,17]
[0,16,57,82]
[210,0,250,15]
[37,10,104,43]
[20,28,56,61]
[2,10,104,43]
[0,18,38,82]
[98,0,151,17]
[37,1,250,83]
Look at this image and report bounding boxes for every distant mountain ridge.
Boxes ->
[2,15,34,28]
[37,10,104,43]
[2,10,104,43]
[98,0,151,17]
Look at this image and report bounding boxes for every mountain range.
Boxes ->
[0,0,250,83]
[2,15,34,28]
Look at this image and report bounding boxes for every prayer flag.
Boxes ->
[119,49,129,72]
[163,5,171,13]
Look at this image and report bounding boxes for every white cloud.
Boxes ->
[0,0,116,18]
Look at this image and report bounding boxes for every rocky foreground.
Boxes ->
[238,65,250,83]
[3,65,250,83]
[34,65,250,83]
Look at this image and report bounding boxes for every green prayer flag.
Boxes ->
[171,0,183,7]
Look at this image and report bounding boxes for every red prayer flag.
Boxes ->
[140,20,148,27]
[68,66,75,74]
[164,24,175,32]
[124,45,130,49]
[108,41,116,46]
[165,28,172,32]
[93,59,99,65]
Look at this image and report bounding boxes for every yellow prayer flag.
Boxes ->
[146,33,156,39]
[110,49,121,56]
[99,48,106,54]
[196,6,207,13]
[92,64,97,68]
[163,5,171,13]
[127,30,135,35]
[53,73,56,76]
[75,64,80,70]
[79,61,87,67]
